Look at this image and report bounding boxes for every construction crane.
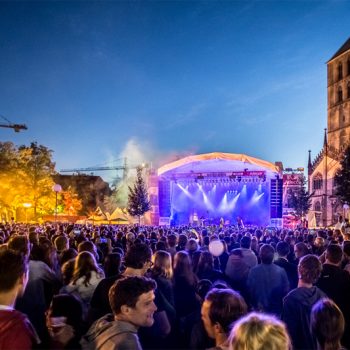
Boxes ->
[61,158,146,182]
[0,114,27,132]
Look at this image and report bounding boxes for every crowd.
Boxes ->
[0,221,349,350]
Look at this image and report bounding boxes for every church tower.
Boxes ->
[308,38,350,227]
[327,38,350,151]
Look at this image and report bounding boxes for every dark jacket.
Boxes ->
[282,286,326,350]
[274,257,298,290]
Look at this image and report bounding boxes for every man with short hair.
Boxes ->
[0,249,39,349]
[247,244,289,315]
[89,243,153,320]
[83,276,157,350]
[201,288,247,350]
[282,254,326,350]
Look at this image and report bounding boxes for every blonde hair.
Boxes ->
[151,250,173,279]
[72,251,103,287]
[229,312,291,350]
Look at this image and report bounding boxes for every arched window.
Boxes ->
[347,58,350,76]
[315,201,321,212]
[347,82,350,98]
[313,174,323,191]
[338,87,343,103]
[338,63,343,80]
[340,130,347,150]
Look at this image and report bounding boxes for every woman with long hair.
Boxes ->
[150,250,175,307]
[172,251,199,318]
[196,251,224,283]
[65,251,104,306]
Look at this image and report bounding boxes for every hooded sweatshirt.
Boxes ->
[81,314,141,350]
[282,286,326,350]
[0,309,39,350]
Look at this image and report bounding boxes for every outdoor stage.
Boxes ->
[154,153,282,227]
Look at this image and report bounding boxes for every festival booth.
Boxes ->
[151,152,282,227]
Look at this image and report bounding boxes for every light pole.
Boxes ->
[23,203,32,223]
[52,184,62,222]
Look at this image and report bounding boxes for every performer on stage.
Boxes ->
[237,216,244,229]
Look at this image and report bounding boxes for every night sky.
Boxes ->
[1,1,350,183]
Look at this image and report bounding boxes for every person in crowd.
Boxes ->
[54,236,69,259]
[282,254,326,350]
[201,288,247,350]
[166,234,177,257]
[82,276,157,350]
[247,244,289,315]
[0,249,40,349]
[196,251,225,283]
[311,298,345,350]
[9,235,60,345]
[293,242,310,264]
[316,244,350,348]
[65,251,105,307]
[228,312,291,350]
[150,250,175,309]
[46,294,84,349]
[89,243,152,322]
[225,236,257,295]
[274,241,298,290]
[103,253,122,278]
[172,250,200,318]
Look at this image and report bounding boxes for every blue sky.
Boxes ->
[1,1,350,182]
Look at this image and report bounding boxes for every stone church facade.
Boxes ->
[308,37,350,227]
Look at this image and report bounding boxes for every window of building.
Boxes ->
[313,174,323,191]
[338,87,343,103]
[348,58,350,76]
[315,201,321,212]
[338,63,343,80]
[348,82,350,98]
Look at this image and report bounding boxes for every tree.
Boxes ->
[127,166,150,224]
[0,141,57,221]
[61,186,83,215]
[17,142,56,218]
[334,146,350,204]
[289,175,312,217]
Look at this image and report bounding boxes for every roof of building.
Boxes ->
[328,37,350,62]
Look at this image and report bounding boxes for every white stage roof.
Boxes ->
[158,152,279,178]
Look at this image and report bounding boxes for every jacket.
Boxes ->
[0,309,39,350]
[81,314,142,350]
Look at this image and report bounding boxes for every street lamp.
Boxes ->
[52,184,62,222]
[23,203,32,223]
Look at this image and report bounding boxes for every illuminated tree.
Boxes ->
[17,142,56,218]
[127,166,150,224]
[61,186,83,215]
[0,142,57,221]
